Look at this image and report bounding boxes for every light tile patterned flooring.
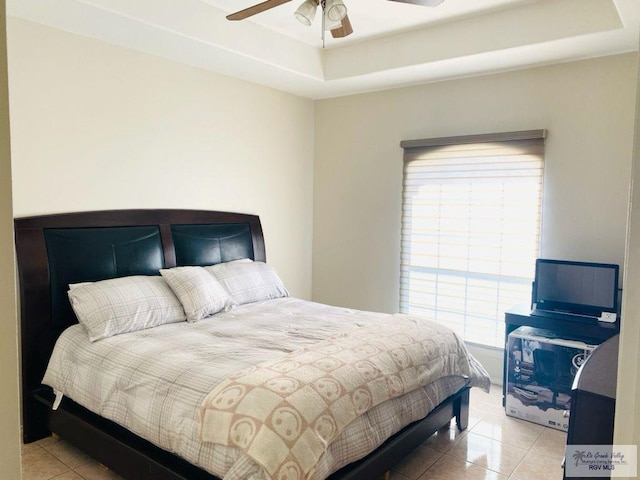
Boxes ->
[21,385,566,480]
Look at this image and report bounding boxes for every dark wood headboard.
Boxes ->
[14,209,265,442]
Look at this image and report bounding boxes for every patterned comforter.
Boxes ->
[43,298,490,480]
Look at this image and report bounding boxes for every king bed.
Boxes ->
[15,209,490,480]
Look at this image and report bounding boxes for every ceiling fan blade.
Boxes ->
[387,0,445,6]
[331,15,353,38]
[227,0,292,21]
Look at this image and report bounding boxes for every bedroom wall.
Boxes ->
[615,39,640,448]
[0,2,22,477]
[313,54,639,382]
[7,18,315,300]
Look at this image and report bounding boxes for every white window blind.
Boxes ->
[400,131,545,348]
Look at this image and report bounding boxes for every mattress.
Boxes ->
[43,297,491,480]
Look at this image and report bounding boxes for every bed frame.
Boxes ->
[14,209,470,480]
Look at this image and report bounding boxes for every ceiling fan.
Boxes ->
[226,0,446,40]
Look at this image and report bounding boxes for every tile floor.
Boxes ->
[21,385,566,480]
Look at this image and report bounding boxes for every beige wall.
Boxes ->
[0,2,22,477]
[7,21,314,471]
[313,54,638,384]
[615,37,640,451]
[8,18,315,299]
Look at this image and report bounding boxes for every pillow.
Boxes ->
[205,260,289,305]
[160,266,235,322]
[68,275,186,342]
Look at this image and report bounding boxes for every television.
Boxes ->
[531,259,620,322]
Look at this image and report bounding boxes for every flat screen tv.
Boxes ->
[532,259,619,322]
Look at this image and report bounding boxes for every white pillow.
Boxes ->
[205,260,289,305]
[68,275,186,342]
[160,266,236,322]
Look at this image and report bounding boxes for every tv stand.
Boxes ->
[503,305,619,405]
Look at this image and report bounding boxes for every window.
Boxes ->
[400,130,545,348]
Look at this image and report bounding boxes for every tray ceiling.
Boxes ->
[7,0,640,99]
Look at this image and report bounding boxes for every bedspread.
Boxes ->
[43,298,490,480]
[200,315,471,480]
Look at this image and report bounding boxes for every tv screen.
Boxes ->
[533,259,619,319]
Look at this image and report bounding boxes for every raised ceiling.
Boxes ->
[7,0,640,99]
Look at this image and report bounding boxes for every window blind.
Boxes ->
[400,130,545,348]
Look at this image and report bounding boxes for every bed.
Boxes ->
[15,209,490,480]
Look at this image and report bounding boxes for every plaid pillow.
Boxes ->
[68,275,186,342]
[160,266,236,322]
[205,260,289,305]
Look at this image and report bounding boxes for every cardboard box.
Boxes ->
[505,326,596,431]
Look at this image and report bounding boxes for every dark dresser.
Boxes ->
[564,334,619,479]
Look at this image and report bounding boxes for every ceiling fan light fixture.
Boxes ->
[294,0,318,26]
[325,0,347,22]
